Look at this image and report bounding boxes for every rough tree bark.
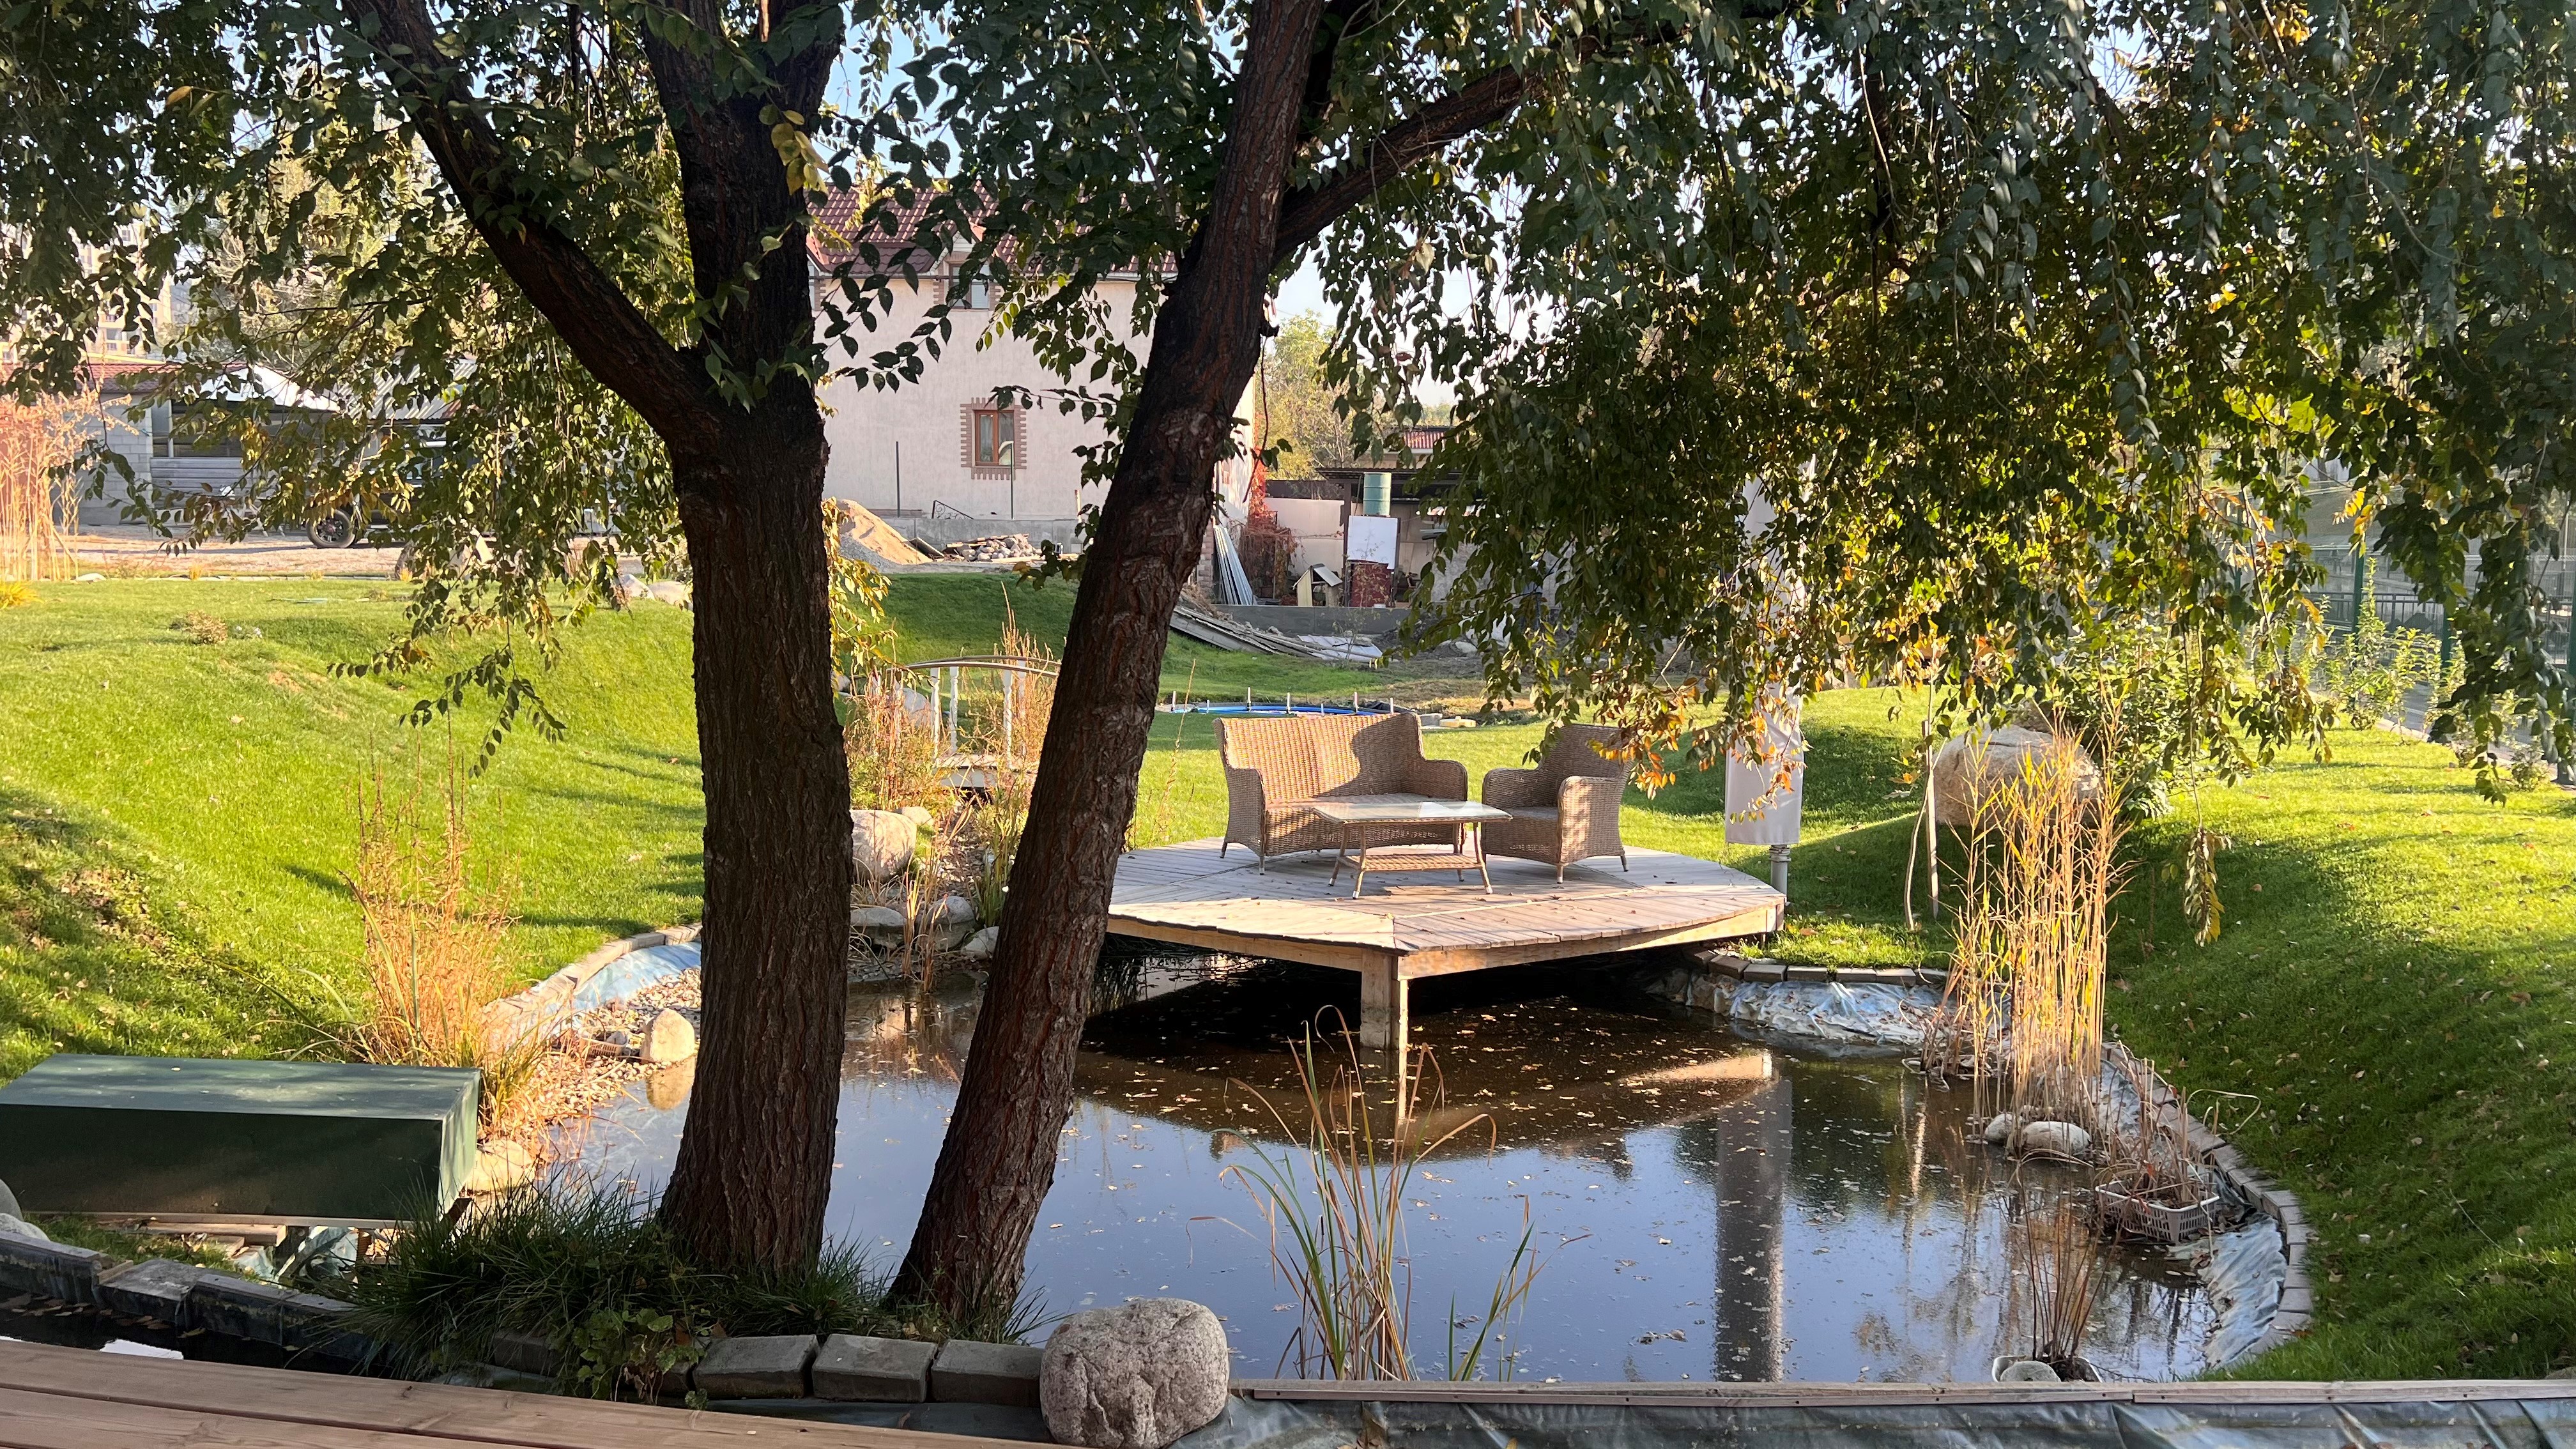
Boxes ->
[891,0,1331,1317]
[346,0,854,1272]
[657,397,854,1270]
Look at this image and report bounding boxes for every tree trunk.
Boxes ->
[657,392,855,1273]
[891,0,1327,1320]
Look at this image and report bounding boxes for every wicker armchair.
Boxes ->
[1217,714,1470,864]
[1481,723,1630,880]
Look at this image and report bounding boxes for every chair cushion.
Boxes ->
[1504,806,1560,824]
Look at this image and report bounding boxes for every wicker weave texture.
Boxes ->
[1217,714,1468,860]
[1481,723,1630,879]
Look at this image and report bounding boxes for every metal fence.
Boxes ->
[2308,543,2576,669]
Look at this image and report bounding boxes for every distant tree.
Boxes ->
[1259,312,1360,479]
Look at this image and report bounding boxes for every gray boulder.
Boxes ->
[0,1176,18,1217]
[2014,1120,2093,1161]
[851,905,910,947]
[852,809,919,882]
[1981,1112,2024,1146]
[0,1213,49,1244]
[960,926,1000,959]
[930,895,977,952]
[1041,1299,1230,1449]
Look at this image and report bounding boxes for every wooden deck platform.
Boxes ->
[0,1339,1023,1449]
[1108,839,1784,1046]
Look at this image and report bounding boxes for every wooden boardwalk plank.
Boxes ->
[0,1341,1022,1449]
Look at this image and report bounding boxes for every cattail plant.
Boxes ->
[1929,716,2128,1127]
[2013,1196,2102,1378]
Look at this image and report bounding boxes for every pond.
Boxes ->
[549,953,2221,1383]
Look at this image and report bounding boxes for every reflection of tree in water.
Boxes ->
[1670,1075,1789,1379]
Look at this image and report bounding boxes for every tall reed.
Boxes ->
[1223,1025,1545,1380]
[0,388,98,583]
[847,671,946,813]
[1930,722,2126,1123]
[347,747,534,1126]
[2014,1197,2101,1377]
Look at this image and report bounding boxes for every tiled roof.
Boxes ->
[808,187,970,273]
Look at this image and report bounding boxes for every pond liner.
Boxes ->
[1176,1380,2576,1449]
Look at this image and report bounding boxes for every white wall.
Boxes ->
[1268,496,1347,578]
[815,275,1142,521]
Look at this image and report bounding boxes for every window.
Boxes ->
[953,272,995,309]
[972,406,1016,468]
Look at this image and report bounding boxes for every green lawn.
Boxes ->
[0,580,705,1077]
[4,576,2574,1377]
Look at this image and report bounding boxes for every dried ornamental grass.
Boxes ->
[0,387,100,583]
[346,749,537,1127]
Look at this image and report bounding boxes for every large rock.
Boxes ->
[2014,1120,2093,1161]
[641,1009,697,1064]
[960,926,1000,960]
[1041,1300,1230,1449]
[851,905,910,947]
[0,1213,47,1244]
[930,895,977,952]
[852,809,919,882]
[1928,726,2101,826]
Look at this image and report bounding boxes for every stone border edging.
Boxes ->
[0,1239,369,1363]
[483,924,701,1045]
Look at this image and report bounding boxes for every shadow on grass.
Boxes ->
[0,785,334,1080]
[2105,778,2576,1379]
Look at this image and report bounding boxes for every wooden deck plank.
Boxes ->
[1107,840,1782,976]
[0,1342,1023,1449]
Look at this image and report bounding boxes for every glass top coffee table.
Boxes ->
[1308,796,1512,898]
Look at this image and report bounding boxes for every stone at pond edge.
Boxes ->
[961,926,999,959]
[1996,1357,2062,1382]
[641,1008,698,1064]
[0,1212,47,1244]
[815,1333,938,1402]
[852,809,918,882]
[1041,1299,1230,1449]
[0,1176,19,1216]
[465,1140,537,1195]
[696,1333,819,1398]
[2014,1120,2092,1160]
[1981,1112,2023,1146]
[851,905,910,946]
[931,1338,1045,1407]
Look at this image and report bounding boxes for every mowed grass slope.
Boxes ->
[0,580,704,1077]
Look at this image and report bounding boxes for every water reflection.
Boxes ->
[551,955,2215,1381]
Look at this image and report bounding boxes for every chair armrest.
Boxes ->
[1413,757,1469,801]
[1223,764,1269,845]
[1482,766,1549,808]
[1556,773,1618,820]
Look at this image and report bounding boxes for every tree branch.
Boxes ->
[1271,66,1533,266]
[1271,3,1778,266]
[341,0,710,443]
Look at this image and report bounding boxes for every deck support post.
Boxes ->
[1358,958,1407,1055]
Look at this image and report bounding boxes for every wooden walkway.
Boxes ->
[1108,840,1783,1046]
[0,1340,1022,1449]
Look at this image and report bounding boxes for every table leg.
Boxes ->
[1473,822,1494,894]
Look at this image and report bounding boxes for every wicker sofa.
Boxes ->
[1217,713,1470,864]
[1481,723,1631,879]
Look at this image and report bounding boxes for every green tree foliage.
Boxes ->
[1413,2,2574,797]
[1261,313,1360,479]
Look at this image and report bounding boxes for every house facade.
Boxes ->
[808,191,1248,537]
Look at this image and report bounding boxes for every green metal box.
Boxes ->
[0,1055,480,1227]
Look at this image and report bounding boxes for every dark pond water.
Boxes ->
[550,954,2218,1383]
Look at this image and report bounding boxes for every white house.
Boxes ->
[808,190,1248,540]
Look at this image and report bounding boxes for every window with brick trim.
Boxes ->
[970,406,1015,468]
